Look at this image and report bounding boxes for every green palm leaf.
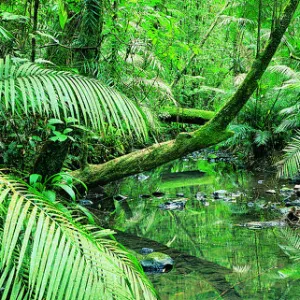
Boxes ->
[0,172,158,300]
[0,56,148,140]
[277,130,300,178]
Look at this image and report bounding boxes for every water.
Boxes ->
[103,153,300,299]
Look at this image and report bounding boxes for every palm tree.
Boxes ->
[0,171,158,300]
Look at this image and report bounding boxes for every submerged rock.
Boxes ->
[285,199,300,207]
[196,192,207,201]
[137,173,149,182]
[114,194,128,201]
[79,199,93,206]
[140,248,154,255]
[266,189,276,194]
[280,187,294,194]
[159,199,187,210]
[152,191,165,198]
[140,252,174,273]
[240,220,286,230]
[213,190,228,199]
[294,185,300,196]
[176,192,185,197]
[139,194,151,199]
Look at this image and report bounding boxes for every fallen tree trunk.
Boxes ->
[71,0,299,186]
[158,106,214,125]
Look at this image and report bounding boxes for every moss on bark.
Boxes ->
[159,107,214,125]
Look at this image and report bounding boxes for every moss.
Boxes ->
[144,252,171,260]
[159,106,215,125]
[159,175,214,190]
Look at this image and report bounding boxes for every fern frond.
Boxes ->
[0,56,148,140]
[277,131,300,178]
[0,172,157,300]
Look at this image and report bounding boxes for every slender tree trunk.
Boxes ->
[256,0,262,57]
[31,0,39,62]
[71,0,299,187]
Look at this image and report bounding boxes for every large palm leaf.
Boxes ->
[277,130,300,178]
[0,172,158,300]
[0,56,148,140]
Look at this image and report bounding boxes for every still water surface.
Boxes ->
[108,153,300,299]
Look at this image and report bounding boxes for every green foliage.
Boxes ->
[277,130,300,178]
[278,229,300,279]
[0,56,148,141]
[0,172,158,300]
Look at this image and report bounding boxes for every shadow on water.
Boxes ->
[91,152,300,299]
[115,230,241,299]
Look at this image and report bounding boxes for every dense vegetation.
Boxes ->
[0,0,300,299]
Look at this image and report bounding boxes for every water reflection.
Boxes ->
[108,155,300,299]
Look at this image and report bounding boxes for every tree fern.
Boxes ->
[277,130,300,178]
[0,172,158,300]
[0,56,148,141]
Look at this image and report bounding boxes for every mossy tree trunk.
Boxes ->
[71,0,299,186]
[158,107,214,125]
[34,140,70,179]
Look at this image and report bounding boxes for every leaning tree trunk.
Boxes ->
[71,0,299,186]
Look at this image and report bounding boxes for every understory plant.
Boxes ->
[0,171,158,300]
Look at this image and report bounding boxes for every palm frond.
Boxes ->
[276,118,300,133]
[82,0,103,35]
[0,56,148,140]
[268,65,298,79]
[222,124,255,147]
[0,26,13,41]
[0,172,158,300]
[277,131,300,178]
[219,15,255,26]
[279,229,300,260]
[254,130,271,146]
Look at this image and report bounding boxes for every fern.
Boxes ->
[0,172,158,300]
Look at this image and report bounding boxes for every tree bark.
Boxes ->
[158,107,214,125]
[71,0,299,186]
[31,0,39,62]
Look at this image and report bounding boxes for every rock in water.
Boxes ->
[79,199,93,206]
[176,192,185,197]
[140,248,154,255]
[114,194,128,201]
[265,189,276,194]
[140,252,174,273]
[152,191,165,197]
[137,174,149,182]
[213,190,228,199]
[159,199,187,210]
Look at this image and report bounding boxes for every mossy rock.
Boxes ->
[140,252,174,273]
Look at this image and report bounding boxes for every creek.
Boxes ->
[93,151,300,299]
